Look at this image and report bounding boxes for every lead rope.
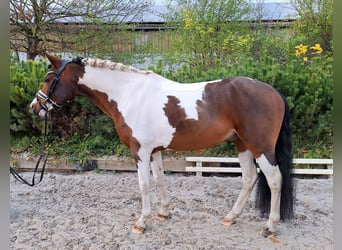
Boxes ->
[10,112,52,186]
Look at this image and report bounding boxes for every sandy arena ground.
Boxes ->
[10,171,333,249]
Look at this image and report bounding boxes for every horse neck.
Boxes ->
[75,84,112,116]
[75,65,168,116]
[84,65,163,91]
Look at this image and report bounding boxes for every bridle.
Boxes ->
[10,59,71,187]
[36,59,71,112]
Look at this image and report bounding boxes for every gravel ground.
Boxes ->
[10,172,333,249]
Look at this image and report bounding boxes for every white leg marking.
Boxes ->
[224,150,257,223]
[151,151,170,219]
[256,154,282,233]
[135,151,152,232]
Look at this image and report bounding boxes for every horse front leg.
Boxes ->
[132,151,152,234]
[151,151,170,221]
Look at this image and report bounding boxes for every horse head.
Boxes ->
[30,54,84,117]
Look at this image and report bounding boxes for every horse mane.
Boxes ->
[73,57,153,75]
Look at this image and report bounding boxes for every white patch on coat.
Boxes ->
[78,63,221,149]
[256,154,277,173]
[162,79,220,120]
[256,154,282,190]
[245,76,255,82]
[77,65,172,149]
[30,97,38,108]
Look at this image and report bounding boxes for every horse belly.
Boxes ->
[167,124,235,151]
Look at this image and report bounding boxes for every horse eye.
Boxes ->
[48,64,52,69]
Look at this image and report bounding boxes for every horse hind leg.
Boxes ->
[150,151,170,221]
[223,147,258,226]
[256,153,282,241]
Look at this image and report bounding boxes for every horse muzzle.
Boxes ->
[30,91,63,118]
[30,97,48,118]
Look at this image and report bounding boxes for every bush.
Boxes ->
[10,43,333,159]
[10,59,48,138]
[162,0,252,71]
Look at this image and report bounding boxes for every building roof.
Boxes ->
[248,2,297,21]
[56,2,297,25]
[132,2,297,23]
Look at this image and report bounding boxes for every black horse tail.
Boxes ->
[256,93,295,220]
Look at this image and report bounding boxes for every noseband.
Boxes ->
[36,59,71,111]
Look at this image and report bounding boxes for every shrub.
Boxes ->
[10,41,333,159]
[10,59,48,138]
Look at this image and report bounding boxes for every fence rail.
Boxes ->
[185,157,333,176]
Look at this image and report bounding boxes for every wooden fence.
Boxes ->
[185,157,333,176]
[11,155,333,177]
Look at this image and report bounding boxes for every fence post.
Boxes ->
[196,161,202,176]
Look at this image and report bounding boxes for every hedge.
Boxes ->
[10,53,333,159]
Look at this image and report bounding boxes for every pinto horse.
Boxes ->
[30,54,294,240]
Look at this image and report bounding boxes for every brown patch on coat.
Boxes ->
[163,96,187,127]
[77,85,142,164]
[162,77,284,163]
[162,81,235,151]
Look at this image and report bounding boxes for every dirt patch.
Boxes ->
[10,172,333,249]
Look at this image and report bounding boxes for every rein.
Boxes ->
[10,112,53,186]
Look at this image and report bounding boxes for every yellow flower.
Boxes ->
[295,44,308,56]
[311,43,323,51]
[184,10,193,29]
[310,43,323,54]
[303,57,308,62]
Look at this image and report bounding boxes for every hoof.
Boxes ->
[260,228,280,244]
[132,225,145,234]
[222,218,236,227]
[156,213,169,222]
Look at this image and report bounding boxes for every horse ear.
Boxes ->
[45,53,61,69]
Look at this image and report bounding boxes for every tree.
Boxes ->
[10,0,153,60]
[290,0,333,53]
[162,0,252,70]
